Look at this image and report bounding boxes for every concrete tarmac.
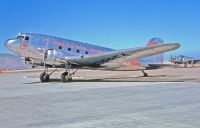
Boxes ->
[0,68,200,128]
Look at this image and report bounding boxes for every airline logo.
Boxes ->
[20,41,28,49]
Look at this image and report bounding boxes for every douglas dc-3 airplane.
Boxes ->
[4,33,180,82]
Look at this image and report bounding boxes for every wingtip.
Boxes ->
[174,43,181,48]
[166,42,180,49]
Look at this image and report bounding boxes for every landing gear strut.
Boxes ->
[140,69,148,77]
[39,65,79,83]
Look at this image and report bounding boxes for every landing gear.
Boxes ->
[61,72,72,83]
[40,72,50,82]
[140,69,148,77]
[39,66,79,83]
[39,68,57,82]
[40,49,79,82]
[60,65,79,83]
[39,63,58,83]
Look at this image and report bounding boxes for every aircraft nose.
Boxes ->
[4,39,15,49]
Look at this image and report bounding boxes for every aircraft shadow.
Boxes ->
[23,75,183,84]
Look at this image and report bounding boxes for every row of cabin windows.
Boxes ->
[16,36,89,55]
[59,46,88,55]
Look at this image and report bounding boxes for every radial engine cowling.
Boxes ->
[43,49,66,66]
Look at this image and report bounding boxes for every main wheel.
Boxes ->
[68,77,72,82]
[61,72,68,83]
[40,72,50,82]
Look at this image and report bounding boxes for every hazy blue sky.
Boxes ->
[0,0,200,58]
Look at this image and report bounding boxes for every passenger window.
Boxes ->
[68,48,71,51]
[85,51,88,54]
[76,49,80,53]
[59,46,63,49]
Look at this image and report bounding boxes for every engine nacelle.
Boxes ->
[44,49,66,66]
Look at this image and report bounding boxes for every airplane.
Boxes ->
[4,33,180,82]
[169,55,200,67]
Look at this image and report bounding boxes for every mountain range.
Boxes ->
[0,53,27,70]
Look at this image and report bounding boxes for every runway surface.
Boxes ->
[0,69,200,128]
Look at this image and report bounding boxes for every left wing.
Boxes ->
[68,43,180,66]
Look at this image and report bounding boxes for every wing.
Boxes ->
[67,43,180,66]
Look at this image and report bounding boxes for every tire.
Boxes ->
[68,77,72,82]
[45,74,50,82]
[40,72,50,82]
[40,72,46,82]
[61,72,68,83]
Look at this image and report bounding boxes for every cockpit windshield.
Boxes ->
[16,36,29,41]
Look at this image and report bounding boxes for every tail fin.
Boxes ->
[146,38,164,64]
